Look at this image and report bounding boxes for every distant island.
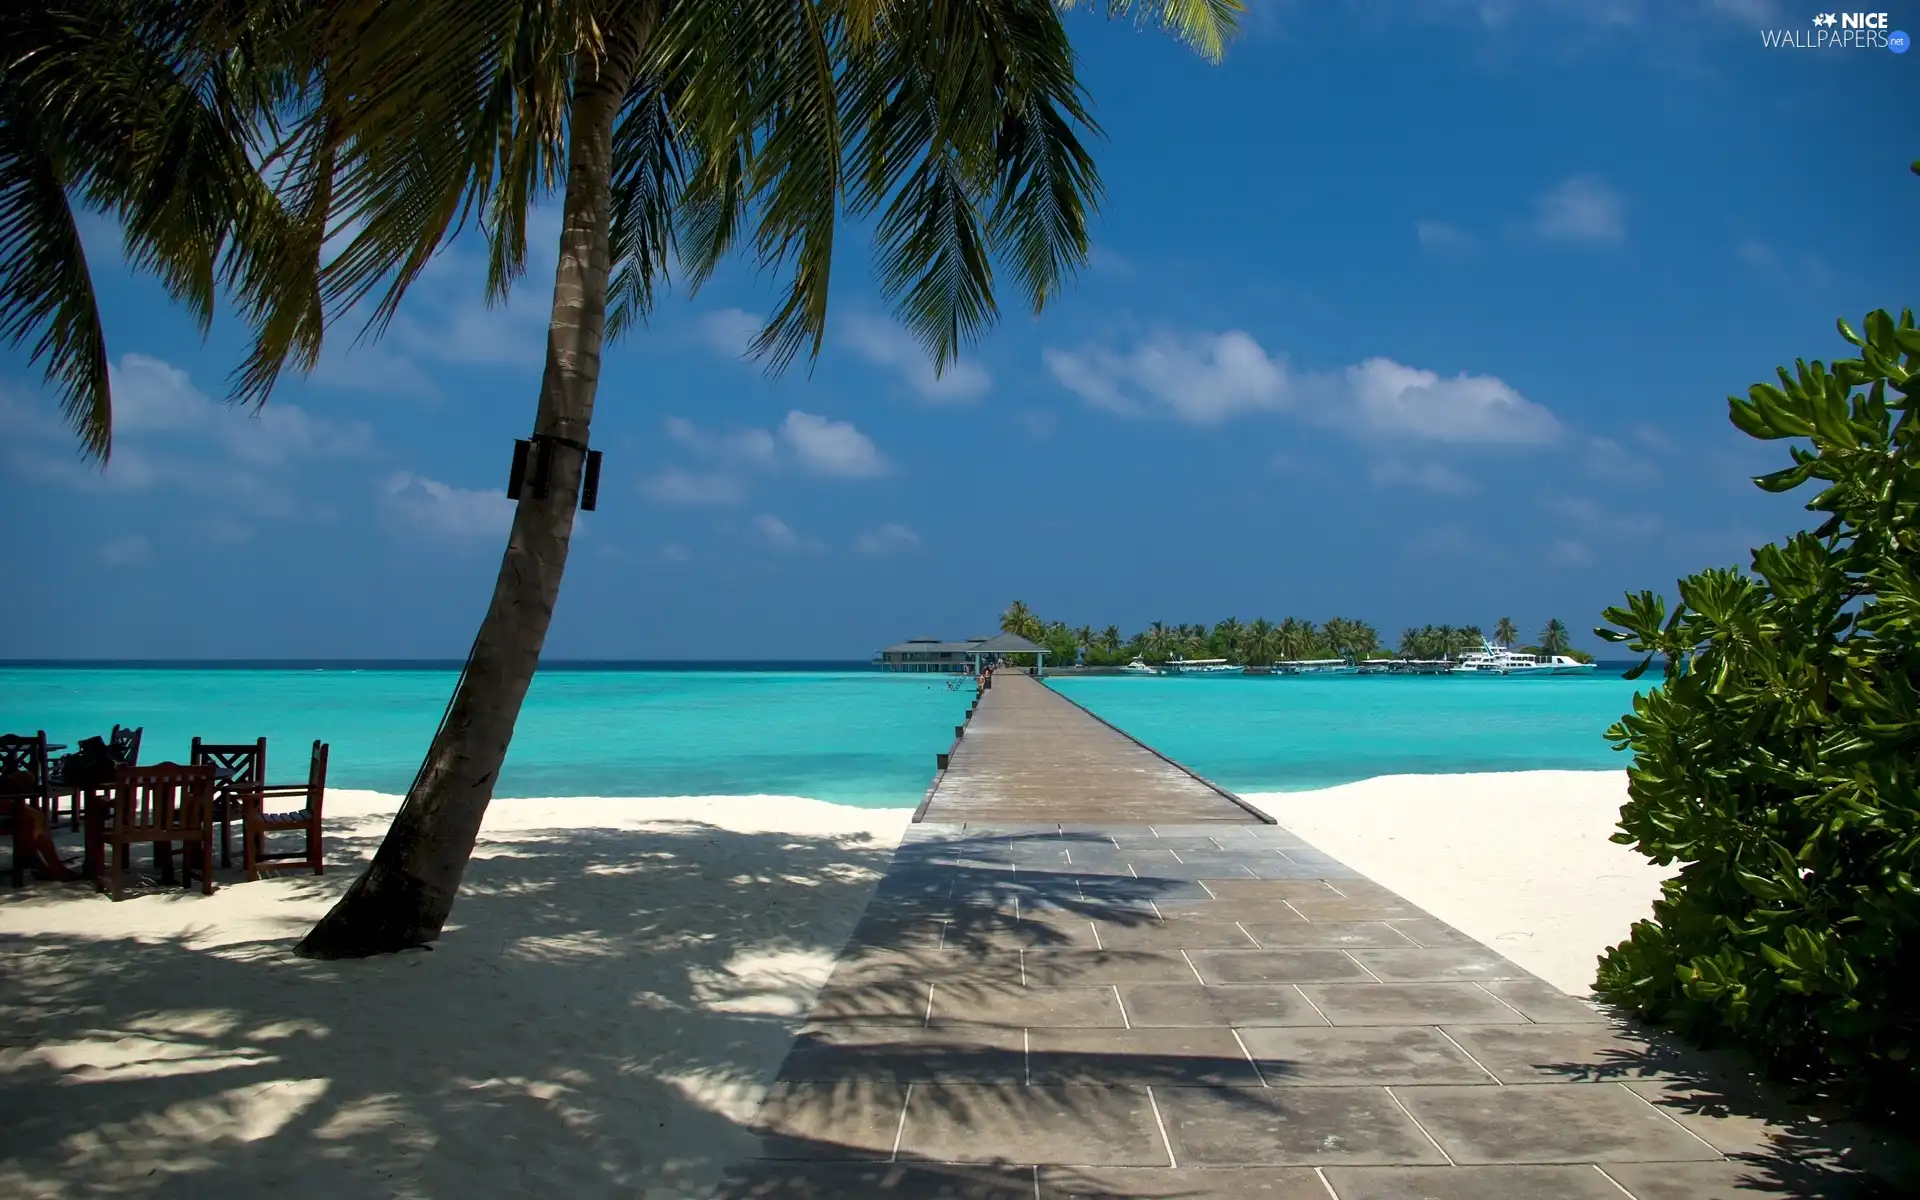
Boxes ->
[995,602,1592,667]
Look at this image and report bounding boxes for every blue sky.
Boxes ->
[2,0,1914,660]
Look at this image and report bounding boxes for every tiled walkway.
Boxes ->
[718,679,1913,1198]
[919,672,1268,826]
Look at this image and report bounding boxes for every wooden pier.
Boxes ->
[916,669,1271,825]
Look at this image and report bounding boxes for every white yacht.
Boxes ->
[1451,643,1596,676]
[1120,657,1158,675]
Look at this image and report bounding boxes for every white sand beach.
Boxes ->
[1244,769,1675,995]
[0,770,1666,1196]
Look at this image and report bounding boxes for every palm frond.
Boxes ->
[1059,0,1244,62]
[0,98,112,460]
[604,79,685,342]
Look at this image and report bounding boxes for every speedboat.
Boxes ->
[1120,657,1159,675]
[1451,643,1595,676]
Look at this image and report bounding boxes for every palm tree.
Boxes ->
[1099,625,1123,662]
[1000,600,1044,644]
[1494,616,1518,648]
[1243,617,1274,666]
[1211,617,1243,662]
[1144,621,1171,663]
[278,0,1242,958]
[1541,618,1572,655]
[1451,625,1485,657]
[1347,620,1381,660]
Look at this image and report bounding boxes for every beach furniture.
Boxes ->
[48,724,141,831]
[190,737,266,869]
[99,763,218,900]
[240,740,329,880]
[2,731,54,887]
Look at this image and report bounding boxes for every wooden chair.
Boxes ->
[101,763,217,900]
[190,737,265,869]
[49,725,141,831]
[241,741,328,880]
[2,733,53,887]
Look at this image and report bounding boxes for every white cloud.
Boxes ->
[110,355,214,432]
[659,543,692,563]
[1533,176,1626,246]
[1044,330,1559,447]
[1043,331,1288,425]
[839,314,992,403]
[1014,410,1058,440]
[642,469,745,506]
[752,514,810,551]
[695,307,764,358]
[1737,241,1777,268]
[108,354,373,463]
[1416,220,1474,251]
[665,416,777,467]
[197,516,255,544]
[380,471,515,539]
[98,535,151,566]
[1370,460,1474,494]
[856,523,921,554]
[779,411,889,478]
[1341,357,1562,445]
[1549,538,1595,566]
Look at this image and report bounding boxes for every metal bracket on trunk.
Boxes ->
[506,435,603,511]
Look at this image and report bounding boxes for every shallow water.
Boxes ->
[1,665,1647,806]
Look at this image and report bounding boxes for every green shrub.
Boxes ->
[1594,308,1920,1123]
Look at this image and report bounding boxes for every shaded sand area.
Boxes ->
[0,792,913,1199]
[1245,770,1673,996]
[8,773,1914,1198]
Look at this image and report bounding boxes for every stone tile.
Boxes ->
[1119,984,1328,1029]
[1241,921,1413,950]
[829,948,1026,989]
[1238,1026,1495,1087]
[1379,919,1480,947]
[1475,978,1608,1023]
[777,1024,1027,1083]
[751,1081,910,1159]
[1600,1157,1902,1200]
[1093,918,1259,951]
[1440,1023,1691,1085]
[941,913,1098,952]
[1155,1086,1447,1166]
[898,1083,1170,1166]
[1301,983,1532,1026]
[1133,866,1262,883]
[1247,859,1368,880]
[1027,1027,1262,1085]
[1023,950,1200,986]
[715,1162,1037,1199]
[1081,879,1217,907]
[929,983,1126,1028]
[1038,1166,1330,1198]
[1188,950,1373,985]
[810,982,933,1025]
[1321,1164,1630,1199]
[1345,947,1530,983]
[1198,879,1346,902]
[847,916,953,952]
[1287,897,1431,921]
[1616,1076,1913,1167]
[1394,1083,1724,1164]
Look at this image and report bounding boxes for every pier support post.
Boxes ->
[936,752,950,770]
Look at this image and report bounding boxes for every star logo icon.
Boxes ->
[1812,12,1837,25]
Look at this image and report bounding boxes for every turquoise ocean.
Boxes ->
[0,664,1648,808]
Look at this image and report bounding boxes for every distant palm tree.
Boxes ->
[1099,625,1124,663]
[1145,622,1171,663]
[1001,601,1043,643]
[1244,618,1275,665]
[1433,624,1458,660]
[1074,625,1094,662]
[1347,620,1381,659]
[1541,618,1572,655]
[1494,616,1518,647]
[1212,617,1243,662]
[1452,625,1485,657]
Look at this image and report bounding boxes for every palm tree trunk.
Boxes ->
[295,44,639,960]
